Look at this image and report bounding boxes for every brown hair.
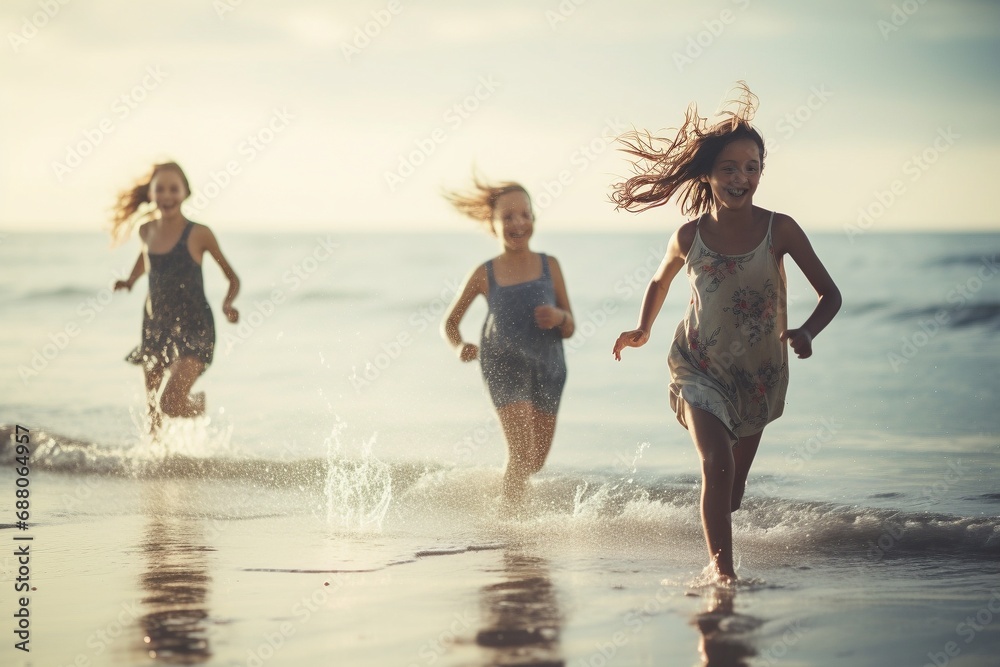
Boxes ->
[109,161,191,245]
[443,172,531,236]
[611,82,765,217]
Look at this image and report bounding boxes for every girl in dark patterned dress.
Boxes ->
[112,162,241,434]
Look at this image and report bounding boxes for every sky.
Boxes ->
[2,0,999,234]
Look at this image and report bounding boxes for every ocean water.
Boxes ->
[1,229,999,665]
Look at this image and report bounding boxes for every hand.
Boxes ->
[780,328,812,359]
[534,305,565,330]
[613,329,649,361]
[113,280,132,292]
[223,304,239,323]
[457,342,478,362]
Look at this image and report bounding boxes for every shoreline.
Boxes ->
[2,470,998,666]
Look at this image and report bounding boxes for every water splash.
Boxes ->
[623,442,650,480]
[571,442,654,520]
[126,401,235,463]
[147,419,234,461]
[324,420,392,531]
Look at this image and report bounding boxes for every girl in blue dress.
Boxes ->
[442,175,574,513]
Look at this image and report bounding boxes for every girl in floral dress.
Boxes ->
[612,84,842,581]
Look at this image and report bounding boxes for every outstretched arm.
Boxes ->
[442,265,487,362]
[114,253,146,291]
[534,256,575,338]
[195,225,240,323]
[613,224,691,360]
[774,215,842,359]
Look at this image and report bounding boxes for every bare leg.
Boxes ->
[495,403,559,514]
[683,401,737,579]
[143,363,166,434]
[526,408,557,475]
[731,430,763,512]
[159,357,207,419]
[495,401,535,510]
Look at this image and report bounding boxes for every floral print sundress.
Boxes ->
[667,210,789,438]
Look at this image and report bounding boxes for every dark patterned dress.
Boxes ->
[667,211,788,438]
[126,221,215,371]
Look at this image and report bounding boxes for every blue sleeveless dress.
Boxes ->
[667,212,788,438]
[480,253,567,414]
[126,221,215,370]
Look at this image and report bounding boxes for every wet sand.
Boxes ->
[2,472,737,666]
[4,469,1000,667]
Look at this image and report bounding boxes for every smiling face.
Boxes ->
[491,189,534,250]
[149,166,190,218]
[702,137,762,212]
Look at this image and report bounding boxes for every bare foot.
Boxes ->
[716,571,737,586]
[709,556,737,583]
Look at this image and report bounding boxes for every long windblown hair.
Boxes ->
[109,161,191,246]
[442,172,531,236]
[611,82,765,217]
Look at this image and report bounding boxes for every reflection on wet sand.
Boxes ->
[692,587,761,667]
[475,551,564,666]
[136,482,214,664]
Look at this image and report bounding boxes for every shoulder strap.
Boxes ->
[484,260,496,288]
[688,215,705,260]
[539,253,551,278]
[179,221,195,243]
